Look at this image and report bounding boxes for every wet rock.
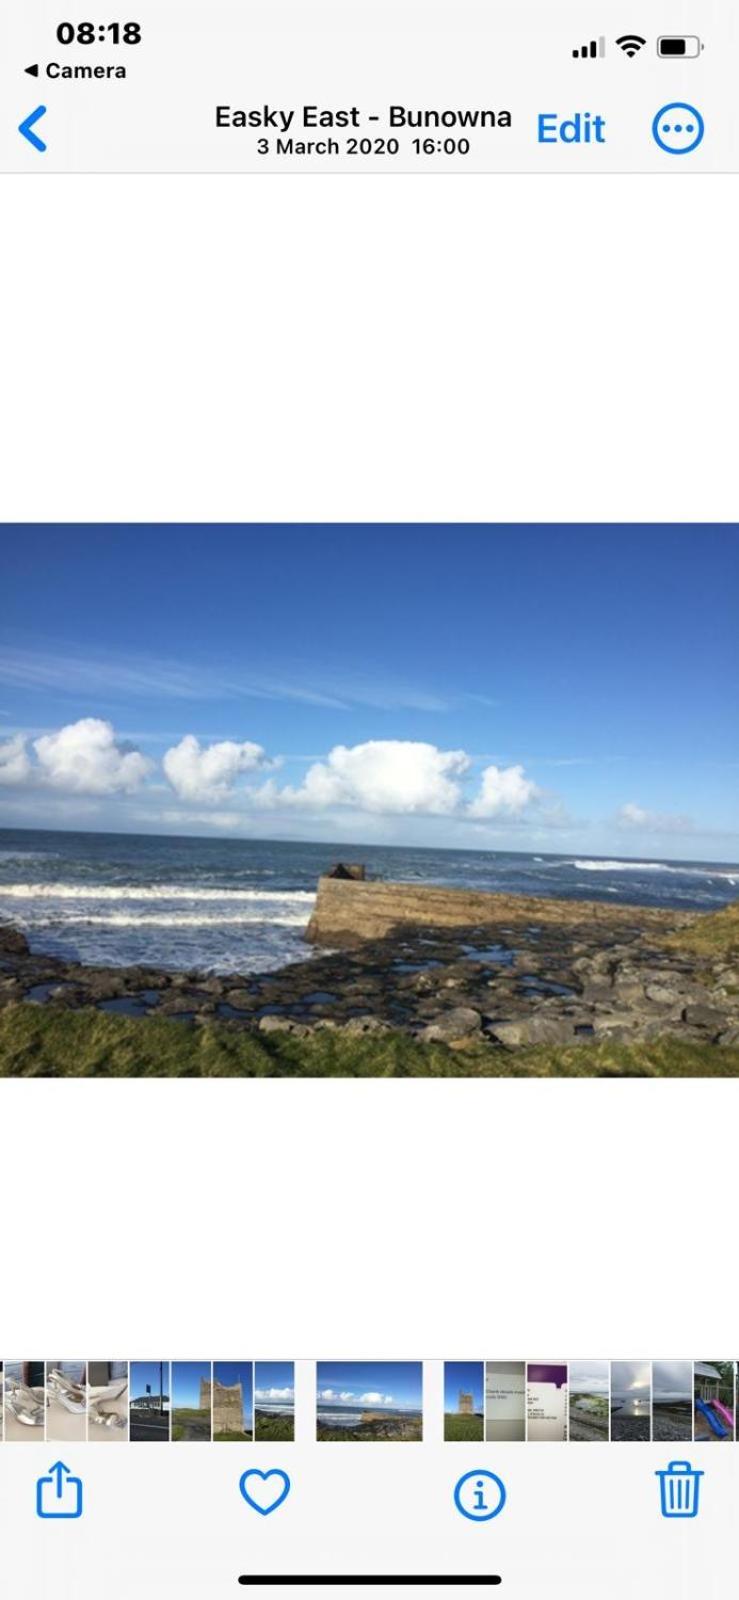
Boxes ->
[159,993,210,1015]
[592,1012,643,1035]
[0,926,30,956]
[489,1017,575,1048]
[420,1006,483,1043]
[340,1016,393,1036]
[644,983,685,1006]
[223,988,258,1011]
[682,1004,729,1033]
[611,979,646,1006]
[76,971,128,1001]
[257,1015,308,1035]
[581,982,616,1005]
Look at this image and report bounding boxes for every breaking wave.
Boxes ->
[0,882,315,903]
[568,859,738,882]
[49,910,311,928]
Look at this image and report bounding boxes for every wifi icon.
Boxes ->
[616,33,647,56]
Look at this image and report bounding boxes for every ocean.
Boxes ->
[0,828,737,976]
[612,1397,651,1419]
[316,1404,420,1427]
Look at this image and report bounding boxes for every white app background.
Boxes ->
[0,123,738,1600]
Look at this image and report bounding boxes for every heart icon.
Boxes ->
[239,1468,291,1516]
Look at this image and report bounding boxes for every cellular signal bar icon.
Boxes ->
[573,36,606,59]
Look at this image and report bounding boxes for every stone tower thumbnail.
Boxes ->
[202,1377,245,1435]
[459,1390,474,1414]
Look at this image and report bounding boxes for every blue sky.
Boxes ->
[255,1361,294,1404]
[444,1361,484,1412]
[317,1362,423,1411]
[172,1361,211,1411]
[130,1361,170,1407]
[1,525,737,859]
[214,1362,253,1426]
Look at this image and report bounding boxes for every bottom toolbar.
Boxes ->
[1,1435,735,1600]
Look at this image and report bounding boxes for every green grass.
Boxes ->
[667,899,739,957]
[444,1413,484,1442]
[171,1408,210,1441]
[1,1003,738,1077]
[255,1412,295,1441]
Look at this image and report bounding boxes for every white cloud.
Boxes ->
[255,1387,294,1401]
[468,762,541,818]
[261,740,472,815]
[32,719,151,795]
[163,733,273,803]
[359,1391,393,1404]
[617,801,692,834]
[0,733,32,786]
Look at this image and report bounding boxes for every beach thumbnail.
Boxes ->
[212,1363,254,1441]
[46,1361,87,1443]
[611,1361,651,1441]
[3,1361,46,1441]
[652,1360,693,1442]
[444,1362,484,1441]
[130,1362,170,1442]
[527,1363,568,1442]
[317,1363,423,1441]
[87,1362,128,1439]
[255,1362,295,1441]
[694,1361,735,1441]
[485,1360,526,1442]
[569,1360,610,1441]
[171,1361,212,1441]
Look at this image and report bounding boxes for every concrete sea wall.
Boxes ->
[305,874,686,946]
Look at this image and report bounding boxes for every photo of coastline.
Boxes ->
[444,1362,484,1441]
[171,1362,212,1441]
[87,1362,128,1439]
[485,1361,526,1442]
[130,1362,170,1442]
[652,1361,693,1442]
[527,1363,568,1442]
[317,1363,423,1441]
[46,1361,87,1443]
[255,1362,295,1441]
[569,1360,609,1441]
[3,1361,46,1441]
[694,1362,735,1441]
[212,1363,253,1441]
[611,1361,651,1441]
[1,525,737,1080]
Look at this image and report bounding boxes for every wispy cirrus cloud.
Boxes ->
[0,644,452,715]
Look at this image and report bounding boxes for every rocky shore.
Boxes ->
[317,1414,423,1441]
[2,892,739,1054]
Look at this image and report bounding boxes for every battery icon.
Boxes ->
[657,35,704,57]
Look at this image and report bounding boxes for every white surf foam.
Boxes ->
[0,882,315,903]
[65,911,311,928]
[568,859,737,882]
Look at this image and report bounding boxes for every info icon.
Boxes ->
[454,1469,507,1522]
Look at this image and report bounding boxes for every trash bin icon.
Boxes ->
[656,1461,704,1519]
